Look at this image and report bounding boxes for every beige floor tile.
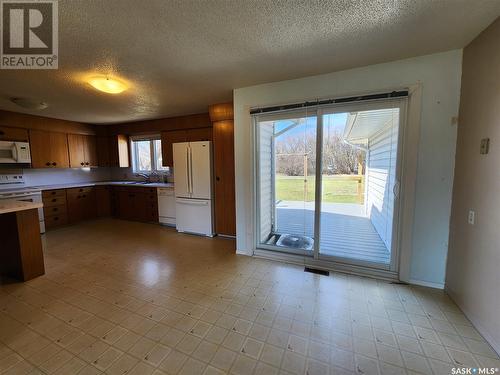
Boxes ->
[0,219,496,375]
[192,340,219,363]
[92,347,123,371]
[106,353,138,375]
[158,350,188,374]
[128,361,156,375]
[144,343,172,366]
[230,354,257,375]
[211,347,237,371]
[259,344,284,367]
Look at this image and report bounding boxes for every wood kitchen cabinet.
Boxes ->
[97,135,129,168]
[213,121,236,236]
[95,186,112,217]
[29,129,70,168]
[66,187,96,223]
[0,126,29,141]
[68,134,98,168]
[161,130,187,167]
[161,127,212,167]
[42,189,68,230]
[115,186,158,222]
[209,102,236,236]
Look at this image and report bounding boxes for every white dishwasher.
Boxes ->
[157,187,176,226]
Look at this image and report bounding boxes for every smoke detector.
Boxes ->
[10,97,48,110]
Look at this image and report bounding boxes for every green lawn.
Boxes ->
[275,174,364,204]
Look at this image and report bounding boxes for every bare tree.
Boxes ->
[275,132,364,176]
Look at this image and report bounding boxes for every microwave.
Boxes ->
[0,141,31,164]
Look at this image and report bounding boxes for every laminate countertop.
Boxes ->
[35,181,175,190]
[0,200,43,215]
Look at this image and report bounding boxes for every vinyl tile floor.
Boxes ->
[0,218,498,375]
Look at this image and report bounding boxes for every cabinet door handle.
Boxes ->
[52,162,57,166]
[216,176,220,181]
[81,162,84,166]
[51,198,57,202]
[85,162,89,165]
[46,162,51,166]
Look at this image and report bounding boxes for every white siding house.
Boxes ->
[344,108,400,252]
[258,121,274,242]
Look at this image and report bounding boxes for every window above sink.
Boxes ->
[130,136,169,174]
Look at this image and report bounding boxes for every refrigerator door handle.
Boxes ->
[186,146,191,194]
[176,198,209,206]
[188,146,194,195]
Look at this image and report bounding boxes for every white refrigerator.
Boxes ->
[173,141,214,236]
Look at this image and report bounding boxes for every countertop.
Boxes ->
[0,200,43,214]
[34,181,175,191]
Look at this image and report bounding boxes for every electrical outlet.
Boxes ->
[480,138,490,155]
[468,210,475,225]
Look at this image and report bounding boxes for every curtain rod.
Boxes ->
[250,90,408,115]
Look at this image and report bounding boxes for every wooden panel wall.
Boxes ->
[107,113,212,135]
[209,103,236,236]
[0,110,97,135]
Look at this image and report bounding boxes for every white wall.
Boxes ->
[234,50,462,287]
[446,19,500,354]
[8,167,112,187]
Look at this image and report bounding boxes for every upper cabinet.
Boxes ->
[0,126,29,142]
[97,134,129,168]
[68,134,98,168]
[161,128,212,167]
[29,130,70,168]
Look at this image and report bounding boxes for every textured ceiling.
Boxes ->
[0,0,499,124]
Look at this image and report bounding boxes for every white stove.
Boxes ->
[0,174,45,233]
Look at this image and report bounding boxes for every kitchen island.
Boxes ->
[0,200,45,281]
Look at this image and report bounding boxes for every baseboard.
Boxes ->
[409,278,445,289]
[236,249,252,256]
[253,249,399,282]
[445,287,500,356]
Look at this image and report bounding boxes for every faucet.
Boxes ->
[135,173,150,182]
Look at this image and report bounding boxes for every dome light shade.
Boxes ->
[88,76,127,94]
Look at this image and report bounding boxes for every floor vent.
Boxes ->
[304,267,330,276]
[390,281,409,285]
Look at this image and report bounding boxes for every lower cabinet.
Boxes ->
[115,186,158,222]
[42,189,68,230]
[43,185,159,230]
[67,187,97,223]
[95,186,112,217]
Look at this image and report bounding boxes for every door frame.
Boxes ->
[252,86,421,281]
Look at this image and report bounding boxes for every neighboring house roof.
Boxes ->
[343,108,399,146]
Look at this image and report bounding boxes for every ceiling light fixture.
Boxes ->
[10,97,48,110]
[88,76,127,94]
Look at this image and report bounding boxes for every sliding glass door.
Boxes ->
[255,98,405,271]
[256,110,317,255]
[318,106,401,269]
